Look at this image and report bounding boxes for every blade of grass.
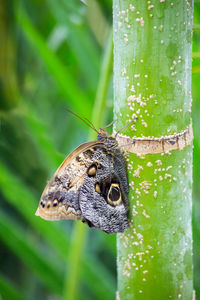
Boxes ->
[63,29,114,300]
[15,4,92,116]
[47,0,100,91]
[0,274,25,300]
[60,0,101,69]
[0,161,69,261]
[0,211,63,294]
[18,105,65,172]
[0,108,64,175]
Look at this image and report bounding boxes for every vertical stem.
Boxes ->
[63,31,113,300]
[91,30,113,134]
[113,1,194,299]
[63,222,87,300]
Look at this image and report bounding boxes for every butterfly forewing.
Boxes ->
[35,141,104,221]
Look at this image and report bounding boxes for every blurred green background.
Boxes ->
[0,0,199,299]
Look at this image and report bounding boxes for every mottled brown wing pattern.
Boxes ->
[35,130,129,234]
[78,146,129,233]
[35,141,103,221]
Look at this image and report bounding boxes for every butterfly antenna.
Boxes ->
[101,119,117,130]
[118,141,135,149]
[66,109,98,133]
[84,118,98,133]
[115,117,138,138]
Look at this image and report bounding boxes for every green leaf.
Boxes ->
[15,5,92,116]
[0,275,25,300]
[0,161,115,298]
[0,161,70,261]
[47,0,100,91]
[0,211,63,294]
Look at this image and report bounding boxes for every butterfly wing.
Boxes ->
[35,141,129,234]
[35,141,103,221]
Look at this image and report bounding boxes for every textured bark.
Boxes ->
[113,1,194,299]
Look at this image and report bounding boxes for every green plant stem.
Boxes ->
[47,0,100,91]
[91,29,113,136]
[87,0,109,47]
[113,1,193,299]
[63,222,87,300]
[63,30,113,300]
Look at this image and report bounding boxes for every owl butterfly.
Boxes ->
[35,112,132,234]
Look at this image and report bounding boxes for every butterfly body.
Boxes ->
[36,129,129,234]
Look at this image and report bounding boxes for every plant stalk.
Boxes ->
[113,1,194,299]
[63,30,113,300]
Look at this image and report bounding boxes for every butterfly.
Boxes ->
[35,112,131,234]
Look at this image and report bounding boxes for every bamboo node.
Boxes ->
[115,123,193,154]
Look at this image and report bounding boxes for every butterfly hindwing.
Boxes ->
[79,147,129,233]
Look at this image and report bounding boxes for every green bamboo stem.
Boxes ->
[113,1,194,299]
[15,5,92,116]
[63,30,113,300]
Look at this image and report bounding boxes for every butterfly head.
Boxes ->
[97,128,118,149]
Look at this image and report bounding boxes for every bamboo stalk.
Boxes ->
[113,1,194,299]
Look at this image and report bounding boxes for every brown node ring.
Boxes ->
[115,122,193,154]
